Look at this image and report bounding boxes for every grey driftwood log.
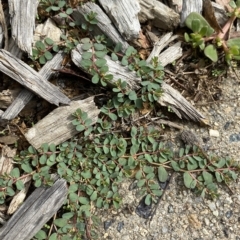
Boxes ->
[98,0,141,41]
[1,51,66,120]
[138,0,180,30]
[25,96,100,149]
[8,0,38,55]
[71,43,205,123]
[0,49,69,107]
[0,178,68,240]
[71,2,129,51]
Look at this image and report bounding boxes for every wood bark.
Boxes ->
[98,0,141,41]
[8,0,38,55]
[0,178,68,240]
[24,97,100,149]
[71,2,129,51]
[138,0,180,30]
[0,49,70,105]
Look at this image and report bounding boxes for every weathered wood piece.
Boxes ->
[25,97,100,149]
[0,50,69,105]
[0,178,68,240]
[167,0,183,13]
[212,1,228,27]
[7,176,31,215]
[72,2,129,51]
[146,32,178,63]
[1,51,66,120]
[8,0,38,55]
[180,0,203,26]
[0,2,8,50]
[8,37,23,58]
[71,44,141,91]
[34,18,62,45]
[158,42,182,67]
[72,44,205,123]
[138,0,180,30]
[0,145,15,175]
[98,0,141,41]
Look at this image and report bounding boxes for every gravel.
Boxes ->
[97,72,240,240]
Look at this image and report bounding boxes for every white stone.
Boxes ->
[209,129,220,137]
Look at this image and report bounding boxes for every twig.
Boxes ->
[0,0,8,50]
[148,172,176,224]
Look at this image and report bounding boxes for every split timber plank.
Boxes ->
[98,0,141,41]
[8,0,38,55]
[0,50,70,107]
[1,52,66,120]
[0,178,68,240]
[72,44,205,123]
[138,0,180,30]
[25,97,100,149]
[72,2,129,51]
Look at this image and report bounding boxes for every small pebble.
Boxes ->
[168,204,174,213]
[213,210,219,217]
[204,218,210,226]
[162,226,168,234]
[225,210,233,218]
[208,202,216,211]
[117,221,124,232]
[209,129,220,137]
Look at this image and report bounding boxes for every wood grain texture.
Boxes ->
[25,97,100,149]
[0,178,68,240]
[0,50,70,109]
[98,0,141,41]
[138,0,180,30]
[72,2,129,51]
[8,0,38,55]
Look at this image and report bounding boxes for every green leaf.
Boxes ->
[35,41,46,51]
[79,197,89,204]
[202,171,213,184]
[111,52,118,61]
[35,230,47,239]
[21,163,32,173]
[94,43,105,51]
[90,191,98,201]
[54,218,68,227]
[49,233,57,240]
[204,44,218,62]
[114,42,122,52]
[16,180,24,190]
[179,148,184,157]
[135,170,142,180]
[68,183,78,193]
[184,32,190,42]
[95,51,107,58]
[171,161,180,171]
[158,166,168,182]
[121,56,128,66]
[6,187,15,196]
[82,52,93,59]
[215,172,222,182]
[39,55,46,65]
[185,12,214,36]
[45,37,54,45]
[58,1,66,7]
[44,51,53,60]
[62,212,74,219]
[191,19,201,33]
[137,179,146,187]
[69,193,78,202]
[183,172,194,188]
[81,170,92,179]
[82,43,92,51]
[10,168,20,178]
[95,59,107,67]
[76,124,85,131]
[128,91,137,100]
[145,194,152,205]
[66,8,73,15]
[59,12,67,18]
